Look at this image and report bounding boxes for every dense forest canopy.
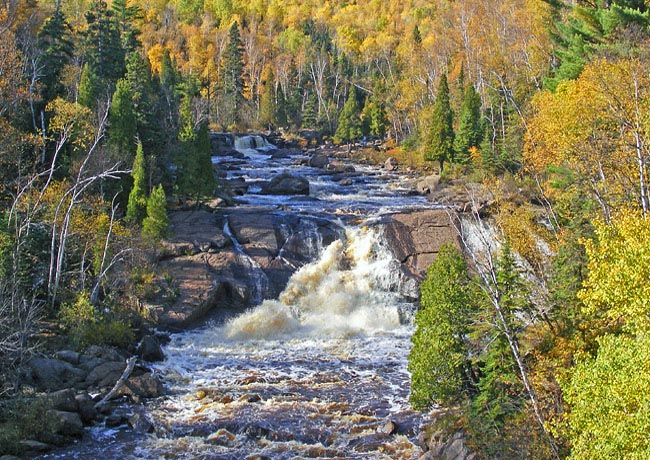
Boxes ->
[2,0,650,458]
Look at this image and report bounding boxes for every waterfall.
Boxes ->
[223,221,269,305]
[224,225,410,340]
[233,134,277,157]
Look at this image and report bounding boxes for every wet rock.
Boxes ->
[85,346,126,362]
[377,419,399,435]
[116,373,164,400]
[428,432,476,460]
[384,157,398,171]
[238,393,262,403]
[127,413,154,433]
[339,178,353,186]
[44,410,84,439]
[243,425,270,439]
[416,175,441,195]
[105,414,126,428]
[137,335,165,362]
[75,392,97,423]
[18,440,53,454]
[308,153,329,168]
[261,173,309,195]
[45,389,78,412]
[27,358,86,391]
[1,455,21,460]
[206,428,237,447]
[226,177,249,195]
[325,159,347,173]
[85,361,126,388]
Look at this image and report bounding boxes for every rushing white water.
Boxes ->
[234,135,277,157]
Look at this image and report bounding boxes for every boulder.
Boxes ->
[339,178,353,186]
[116,373,164,400]
[137,335,165,362]
[127,412,155,433]
[54,350,81,365]
[416,175,441,195]
[384,157,398,171]
[44,410,84,439]
[27,358,86,391]
[377,419,399,435]
[85,361,126,388]
[308,153,329,168]
[18,440,53,454]
[428,432,476,460]
[206,429,237,447]
[45,389,78,412]
[261,173,309,195]
[75,392,97,423]
[226,177,249,196]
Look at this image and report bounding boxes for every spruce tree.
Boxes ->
[84,0,125,84]
[78,63,99,109]
[424,74,454,172]
[334,88,362,152]
[222,21,245,127]
[108,78,137,162]
[301,92,318,129]
[369,94,387,138]
[142,184,168,240]
[126,141,147,223]
[453,83,482,164]
[259,65,276,129]
[37,8,74,106]
[408,244,474,409]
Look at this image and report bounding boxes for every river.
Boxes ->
[41,136,434,459]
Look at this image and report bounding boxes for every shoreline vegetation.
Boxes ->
[2,0,650,457]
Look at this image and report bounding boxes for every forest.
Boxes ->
[1,0,650,458]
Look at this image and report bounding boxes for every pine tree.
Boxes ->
[124,52,159,150]
[301,92,318,129]
[111,0,141,54]
[78,63,99,109]
[334,88,362,152]
[37,8,74,106]
[259,65,276,129]
[222,21,245,127]
[126,141,147,224]
[424,74,454,171]
[408,244,475,410]
[142,184,168,240]
[454,83,482,164]
[108,78,137,162]
[369,94,388,138]
[83,0,125,84]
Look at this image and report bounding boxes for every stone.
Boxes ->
[226,177,249,196]
[384,157,398,171]
[44,410,84,438]
[308,153,329,168]
[54,350,81,364]
[116,373,164,400]
[85,361,126,388]
[127,413,154,433]
[339,178,353,186]
[27,358,86,391]
[75,392,97,423]
[377,419,399,435]
[206,428,237,447]
[137,335,165,362]
[416,175,441,195]
[1,455,22,460]
[261,173,309,195]
[45,389,78,412]
[105,414,125,428]
[428,432,476,460]
[18,440,53,453]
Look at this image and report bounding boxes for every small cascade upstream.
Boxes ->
[234,135,277,157]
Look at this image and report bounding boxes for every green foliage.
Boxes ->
[126,141,147,223]
[334,88,362,148]
[222,21,245,127]
[83,0,125,84]
[301,93,318,129]
[423,74,454,171]
[142,184,169,240]
[59,291,134,348]
[562,334,650,460]
[108,78,137,161]
[78,63,100,109]
[453,83,482,164]
[259,66,277,129]
[37,9,74,105]
[408,244,474,409]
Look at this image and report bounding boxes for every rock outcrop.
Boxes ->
[261,172,310,195]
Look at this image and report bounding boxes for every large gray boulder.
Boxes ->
[27,358,86,391]
[261,173,310,195]
[44,410,84,440]
[308,153,329,168]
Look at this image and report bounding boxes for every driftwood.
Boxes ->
[95,356,137,410]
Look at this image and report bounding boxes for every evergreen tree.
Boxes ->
[408,244,475,409]
[126,141,147,224]
[78,63,100,109]
[83,0,125,84]
[111,0,142,54]
[37,8,74,105]
[259,65,276,129]
[301,92,318,129]
[369,94,388,138]
[334,88,362,151]
[124,52,158,150]
[222,21,245,127]
[142,184,168,240]
[453,83,482,164]
[424,74,454,171]
[177,122,216,203]
[108,78,137,162]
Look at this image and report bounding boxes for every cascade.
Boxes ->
[233,134,277,156]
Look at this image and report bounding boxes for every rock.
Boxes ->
[377,419,399,435]
[261,173,309,195]
[54,350,81,364]
[18,440,53,453]
[384,157,398,171]
[378,209,460,288]
[1,455,21,460]
[105,414,125,428]
[44,410,84,438]
[238,393,262,403]
[84,346,125,362]
[127,412,154,433]
[226,177,249,196]
[243,425,270,439]
[45,389,78,412]
[416,175,441,195]
[325,159,347,173]
[308,153,329,168]
[137,335,165,362]
[339,178,353,186]
[428,432,476,460]
[75,392,97,423]
[27,358,86,391]
[85,361,126,388]
[116,373,164,400]
[206,428,237,447]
